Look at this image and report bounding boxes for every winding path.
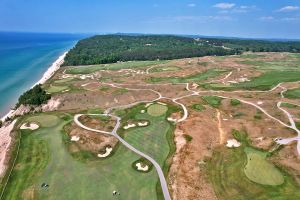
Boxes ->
[74,114,171,200]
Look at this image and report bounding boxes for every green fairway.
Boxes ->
[284,88,300,99]
[147,104,168,117]
[66,60,166,74]
[53,78,74,84]
[2,114,161,200]
[149,69,228,83]
[244,148,284,186]
[235,71,300,90]
[26,115,59,127]
[149,66,181,73]
[46,85,69,94]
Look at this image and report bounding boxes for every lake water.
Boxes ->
[0,32,84,116]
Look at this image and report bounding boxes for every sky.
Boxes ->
[1,0,300,39]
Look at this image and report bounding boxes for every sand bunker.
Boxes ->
[123,124,136,129]
[20,123,39,130]
[138,122,148,127]
[136,163,149,171]
[70,136,80,142]
[226,139,241,148]
[97,147,113,158]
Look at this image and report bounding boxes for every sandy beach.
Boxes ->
[0,51,68,122]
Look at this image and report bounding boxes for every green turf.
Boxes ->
[66,60,166,74]
[230,99,241,106]
[149,66,181,73]
[147,104,168,117]
[202,96,223,108]
[26,115,59,128]
[3,114,161,200]
[46,85,69,94]
[244,147,284,186]
[281,102,298,108]
[238,54,266,59]
[235,71,300,90]
[148,69,228,83]
[284,88,300,99]
[53,78,74,84]
[191,104,205,111]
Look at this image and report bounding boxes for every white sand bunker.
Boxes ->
[138,122,148,127]
[140,110,145,113]
[136,163,149,171]
[20,123,39,130]
[226,139,241,148]
[98,147,113,158]
[157,102,167,106]
[70,136,80,142]
[257,101,263,105]
[123,124,136,129]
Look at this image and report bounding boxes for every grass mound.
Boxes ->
[147,104,168,116]
[202,96,223,108]
[244,148,284,186]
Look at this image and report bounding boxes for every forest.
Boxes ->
[63,35,300,66]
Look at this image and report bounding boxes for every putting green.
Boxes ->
[244,148,284,186]
[26,115,59,128]
[147,104,168,116]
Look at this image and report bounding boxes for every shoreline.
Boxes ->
[0,51,68,122]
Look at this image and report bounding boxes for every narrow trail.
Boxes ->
[216,110,226,145]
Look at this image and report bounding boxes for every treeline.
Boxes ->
[204,38,300,53]
[63,35,300,66]
[63,35,239,66]
[16,84,51,107]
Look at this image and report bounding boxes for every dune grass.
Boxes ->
[149,66,181,73]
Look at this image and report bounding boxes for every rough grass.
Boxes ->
[244,147,284,186]
[230,99,241,106]
[202,96,223,108]
[147,104,168,116]
[284,88,300,99]
[66,60,166,74]
[3,114,161,200]
[148,69,227,83]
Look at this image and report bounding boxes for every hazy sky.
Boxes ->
[1,0,300,39]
